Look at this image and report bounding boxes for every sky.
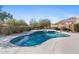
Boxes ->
[2,5,79,24]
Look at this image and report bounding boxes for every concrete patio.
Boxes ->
[0,31,79,54]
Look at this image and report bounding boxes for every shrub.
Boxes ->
[53,27,60,30]
[13,26,28,33]
[1,26,29,35]
[1,26,14,35]
[1,19,29,35]
[29,19,51,29]
[39,19,51,29]
[61,27,71,31]
[74,23,79,32]
[0,25,3,34]
[29,19,40,30]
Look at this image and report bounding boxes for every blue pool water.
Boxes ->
[10,31,69,46]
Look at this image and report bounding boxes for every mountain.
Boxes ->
[56,16,79,25]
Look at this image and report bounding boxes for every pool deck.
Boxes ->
[0,30,79,54]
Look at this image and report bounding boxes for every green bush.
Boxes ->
[74,23,79,32]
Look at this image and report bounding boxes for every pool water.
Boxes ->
[10,31,69,46]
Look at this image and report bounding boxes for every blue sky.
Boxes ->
[2,5,79,24]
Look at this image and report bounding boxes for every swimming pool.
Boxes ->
[10,31,69,46]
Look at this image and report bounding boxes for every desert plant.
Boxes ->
[1,26,14,35]
[61,27,71,31]
[5,19,27,26]
[29,19,39,30]
[13,26,28,33]
[5,19,16,26]
[2,19,29,35]
[74,23,79,32]
[39,19,51,29]
[53,27,60,30]
[15,20,28,26]
[29,19,51,30]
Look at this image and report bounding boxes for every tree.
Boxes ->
[0,6,13,22]
[5,19,16,26]
[29,19,51,29]
[0,11,13,22]
[15,20,28,26]
[5,19,27,26]
[29,19,39,29]
[39,19,51,29]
